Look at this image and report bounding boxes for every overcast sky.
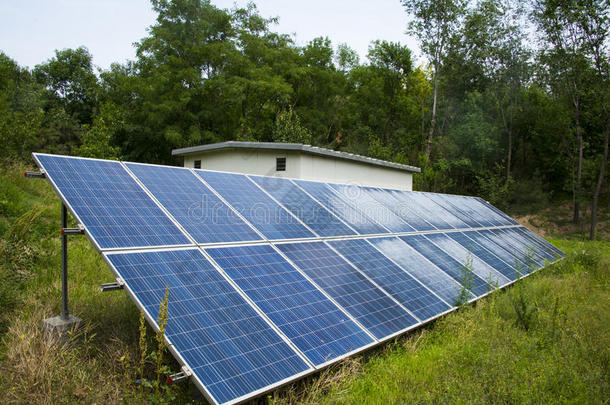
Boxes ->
[0,0,420,71]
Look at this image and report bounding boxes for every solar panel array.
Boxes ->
[33,153,564,405]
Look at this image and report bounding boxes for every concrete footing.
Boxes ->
[42,315,82,338]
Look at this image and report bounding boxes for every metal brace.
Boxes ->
[25,170,46,178]
[167,365,192,385]
[61,224,85,235]
[100,278,125,292]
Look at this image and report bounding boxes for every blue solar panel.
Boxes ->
[368,237,467,305]
[276,241,418,339]
[400,235,491,296]
[249,175,356,237]
[423,193,483,228]
[105,248,310,405]
[461,230,526,277]
[195,171,314,240]
[475,197,519,225]
[126,163,262,244]
[329,239,451,321]
[425,233,510,287]
[385,190,455,230]
[464,196,514,226]
[328,184,416,233]
[477,230,538,273]
[409,193,472,229]
[363,187,436,231]
[513,227,564,258]
[445,232,519,281]
[496,228,553,264]
[34,154,190,249]
[433,194,497,227]
[488,229,547,267]
[293,180,388,235]
[206,244,373,365]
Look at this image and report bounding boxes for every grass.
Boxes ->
[0,161,608,404]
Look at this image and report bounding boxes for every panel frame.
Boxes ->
[33,153,195,252]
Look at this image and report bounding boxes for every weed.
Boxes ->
[511,288,536,331]
[455,253,475,307]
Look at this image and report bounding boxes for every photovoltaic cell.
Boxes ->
[425,233,510,286]
[328,183,416,233]
[465,197,514,226]
[34,154,190,249]
[461,230,526,277]
[249,175,356,237]
[294,180,388,235]
[504,227,557,261]
[329,238,451,321]
[206,244,373,365]
[477,230,539,272]
[400,235,491,296]
[364,187,436,231]
[277,241,418,339]
[105,248,310,405]
[126,163,262,244]
[423,193,483,228]
[446,231,519,281]
[475,197,519,225]
[514,227,564,258]
[433,194,496,227]
[196,171,314,240]
[387,191,456,230]
[488,229,547,267]
[368,237,467,305]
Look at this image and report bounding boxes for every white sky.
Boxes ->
[0,0,420,71]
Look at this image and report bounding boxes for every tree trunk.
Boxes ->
[506,128,512,181]
[573,114,583,224]
[425,64,438,162]
[590,127,609,240]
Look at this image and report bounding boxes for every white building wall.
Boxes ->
[183,149,413,190]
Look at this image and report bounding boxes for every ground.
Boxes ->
[0,162,608,404]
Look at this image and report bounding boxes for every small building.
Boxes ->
[172,141,420,191]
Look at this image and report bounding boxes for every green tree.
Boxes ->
[402,0,468,160]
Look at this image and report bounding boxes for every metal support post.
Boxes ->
[61,203,69,320]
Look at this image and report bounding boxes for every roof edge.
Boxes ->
[172,141,421,173]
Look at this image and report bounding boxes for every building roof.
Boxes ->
[172,141,421,173]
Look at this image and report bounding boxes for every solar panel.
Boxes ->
[368,237,469,305]
[328,183,416,233]
[363,187,436,231]
[329,238,451,321]
[34,154,190,250]
[104,248,311,405]
[248,175,356,237]
[125,163,262,244]
[195,171,314,240]
[276,241,418,339]
[205,244,374,365]
[424,233,511,287]
[33,152,565,405]
[445,231,519,281]
[293,179,388,234]
[477,229,539,272]
[400,235,491,297]
[423,193,483,228]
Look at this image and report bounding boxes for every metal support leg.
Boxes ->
[61,203,69,320]
[42,203,81,337]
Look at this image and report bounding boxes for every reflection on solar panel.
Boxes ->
[126,163,262,244]
[400,235,491,297]
[328,183,416,233]
[329,238,451,321]
[249,175,356,237]
[294,179,388,234]
[33,152,564,405]
[195,171,314,240]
